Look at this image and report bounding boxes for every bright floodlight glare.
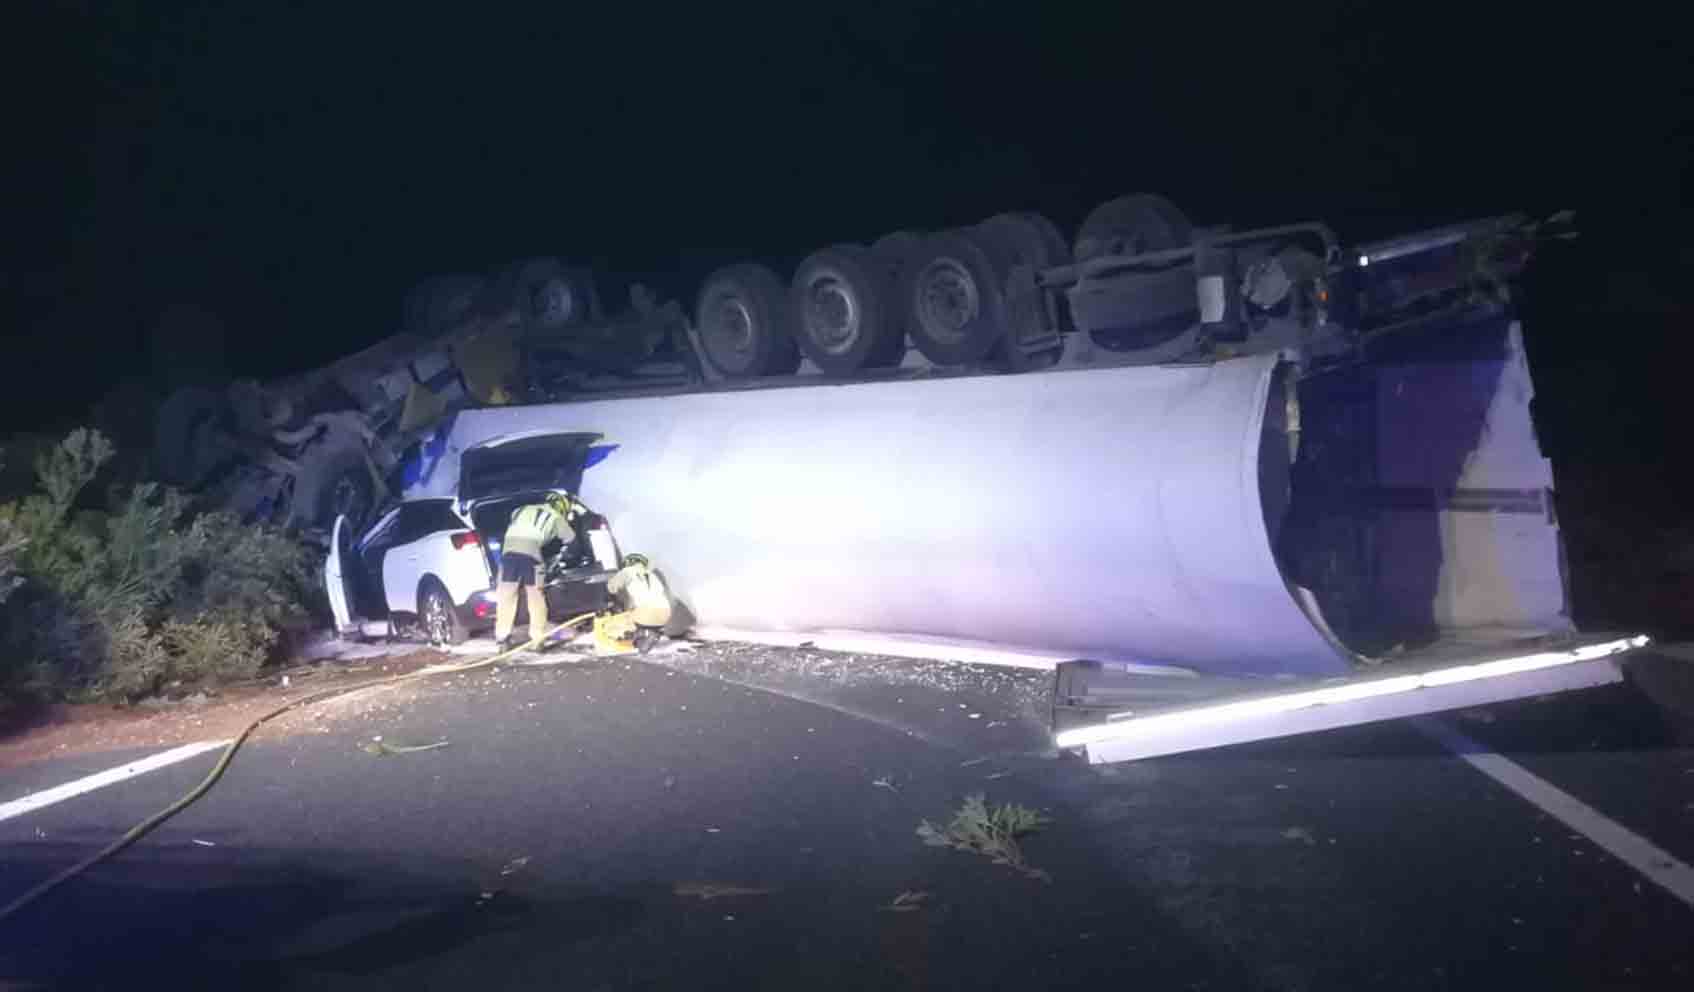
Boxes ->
[1358,255,1370,267]
[1057,635,1649,750]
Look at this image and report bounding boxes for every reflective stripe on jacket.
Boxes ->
[503,503,570,561]
[607,564,672,627]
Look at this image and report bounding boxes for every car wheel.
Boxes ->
[419,579,469,647]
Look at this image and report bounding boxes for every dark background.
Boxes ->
[4,1,1690,625]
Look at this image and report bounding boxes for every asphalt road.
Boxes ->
[2,643,1691,991]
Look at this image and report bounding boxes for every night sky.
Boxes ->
[7,2,1690,457]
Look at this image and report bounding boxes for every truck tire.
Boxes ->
[977,212,1071,270]
[901,229,1009,366]
[790,244,903,375]
[291,439,376,535]
[1070,265,1200,352]
[1074,194,1191,262]
[972,218,1067,373]
[492,258,596,330]
[694,263,802,377]
[404,274,488,337]
[871,230,923,276]
[153,386,228,486]
[419,578,470,646]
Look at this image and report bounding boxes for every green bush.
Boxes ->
[0,517,23,608]
[0,429,314,702]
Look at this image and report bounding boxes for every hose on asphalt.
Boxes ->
[0,611,599,923]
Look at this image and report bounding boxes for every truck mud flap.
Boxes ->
[1052,633,1649,764]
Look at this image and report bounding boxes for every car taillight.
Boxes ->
[451,531,481,549]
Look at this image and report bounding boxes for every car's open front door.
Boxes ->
[324,514,356,635]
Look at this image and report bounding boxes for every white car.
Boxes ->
[324,431,622,645]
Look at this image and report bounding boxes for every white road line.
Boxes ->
[0,740,228,825]
[1418,719,1694,908]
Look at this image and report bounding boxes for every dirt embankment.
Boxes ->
[0,649,447,769]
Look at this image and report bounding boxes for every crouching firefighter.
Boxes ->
[602,553,673,654]
[494,492,577,650]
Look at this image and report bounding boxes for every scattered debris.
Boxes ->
[1281,826,1317,846]
[673,882,775,900]
[959,757,990,768]
[917,793,1052,882]
[191,839,216,847]
[871,776,899,793]
[704,827,721,833]
[881,890,932,913]
[500,856,531,876]
[984,771,1011,780]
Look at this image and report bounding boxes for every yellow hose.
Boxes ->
[0,611,598,922]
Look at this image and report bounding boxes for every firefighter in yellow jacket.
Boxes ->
[604,553,673,654]
[494,492,575,648]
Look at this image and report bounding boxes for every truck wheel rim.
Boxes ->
[916,257,978,344]
[330,475,365,523]
[532,279,576,324]
[803,275,860,355]
[425,593,450,644]
[705,296,756,360]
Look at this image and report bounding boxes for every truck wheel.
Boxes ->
[419,579,469,646]
[968,218,1057,369]
[292,440,376,534]
[153,386,228,486]
[790,244,903,375]
[404,274,488,337]
[978,212,1071,270]
[871,230,923,277]
[494,258,597,330]
[1074,194,1191,262]
[1070,266,1201,352]
[694,263,802,377]
[900,229,1009,366]
[971,218,1067,373]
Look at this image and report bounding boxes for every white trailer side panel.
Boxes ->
[406,356,1348,676]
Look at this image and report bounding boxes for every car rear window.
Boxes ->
[393,500,465,543]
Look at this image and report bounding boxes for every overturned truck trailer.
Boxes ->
[371,200,1648,760]
[402,309,1643,758]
